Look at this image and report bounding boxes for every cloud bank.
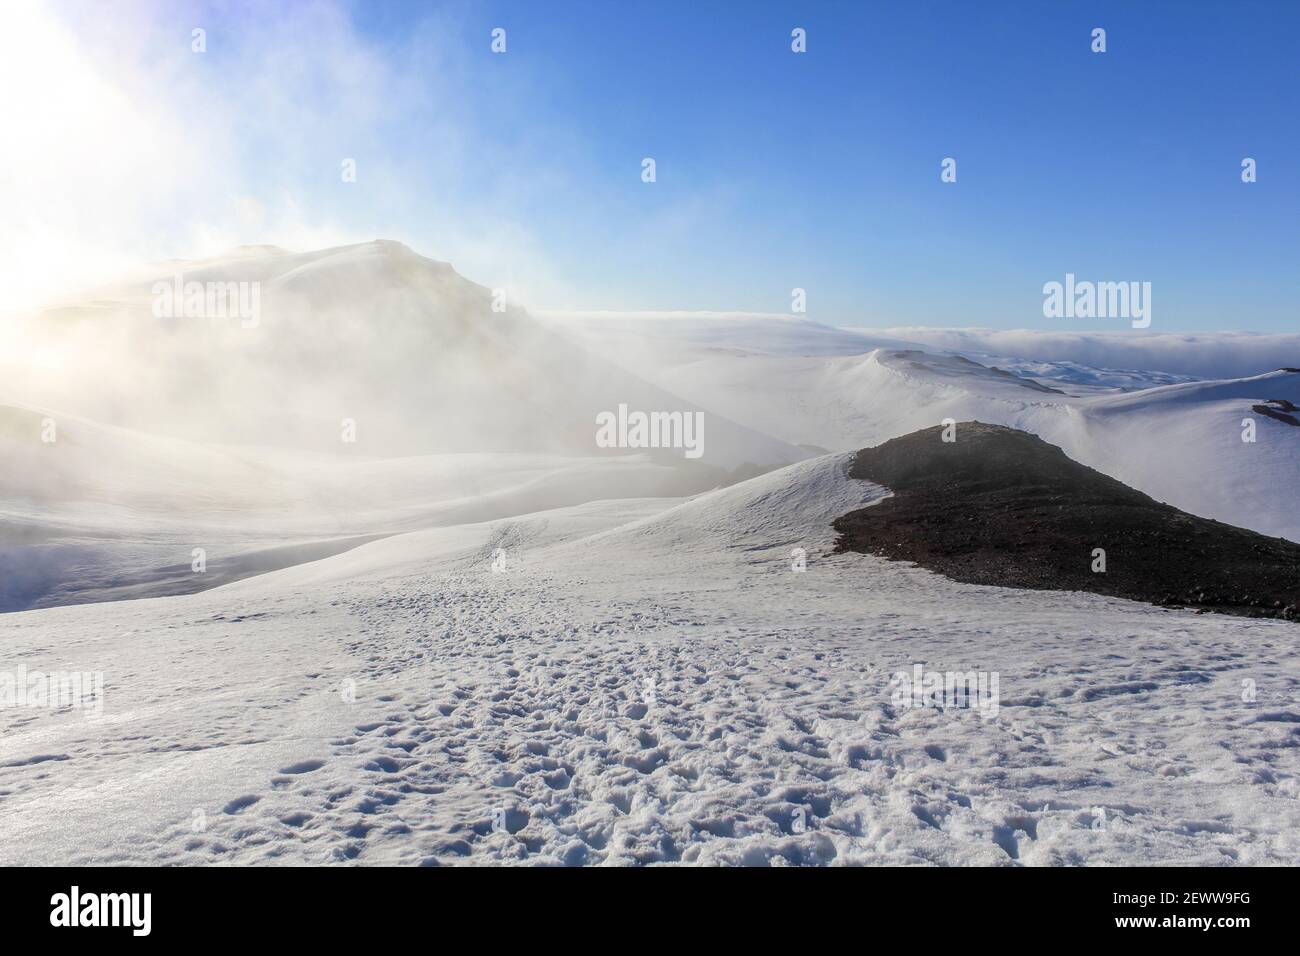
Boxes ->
[852,328,1300,380]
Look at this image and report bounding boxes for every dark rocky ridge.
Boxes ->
[1252,399,1300,426]
[833,422,1300,620]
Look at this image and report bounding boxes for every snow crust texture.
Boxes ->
[3,456,1296,866]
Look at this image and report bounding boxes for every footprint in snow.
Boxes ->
[222,794,260,814]
[277,759,326,774]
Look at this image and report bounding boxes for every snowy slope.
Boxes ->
[1076,371,1300,543]
[2,245,818,609]
[0,400,731,611]
[549,315,1300,542]
[2,453,1296,866]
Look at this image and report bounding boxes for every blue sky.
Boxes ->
[19,0,1300,330]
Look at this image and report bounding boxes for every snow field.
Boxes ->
[2,456,1295,865]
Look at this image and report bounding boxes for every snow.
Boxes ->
[3,246,1298,867]
[2,453,1296,865]
[845,327,1300,382]
[551,315,1300,541]
[0,403,708,611]
[0,241,806,469]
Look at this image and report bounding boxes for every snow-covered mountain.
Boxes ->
[8,254,1299,611]
[550,314,1300,542]
[1,243,808,609]
[3,244,1297,867]
[1,241,803,467]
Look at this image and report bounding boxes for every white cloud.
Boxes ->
[852,327,1300,380]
